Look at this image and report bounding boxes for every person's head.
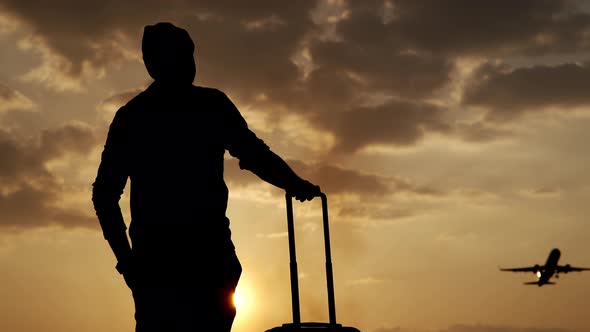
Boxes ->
[142,22,196,85]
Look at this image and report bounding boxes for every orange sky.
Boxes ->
[1,1,590,332]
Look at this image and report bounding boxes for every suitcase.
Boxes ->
[265,193,361,332]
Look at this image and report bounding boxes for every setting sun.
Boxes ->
[232,279,260,331]
[233,289,245,309]
[232,280,255,316]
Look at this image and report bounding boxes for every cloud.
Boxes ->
[38,121,97,157]
[0,84,35,112]
[0,0,315,92]
[0,122,95,190]
[318,101,450,153]
[255,231,287,239]
[16,33,128,92]
[6,0,581,152]
[337,205,415,221]
[519,187,562,199]
[346,1,590,57]
[3,0,590,154]
[0,9,20,34]
[463,62,590,121]
[249,1,455,149]
[452,122,513,143]
[0,1,145,91]
[0,122,97,229]
[242,14,286,31]
[0,182,95,229]
[224,156,447,224]
[224,157,392,197]
[346,276,387,286]
[288,159,390,196]
[245,1,590,152]
[309,23,453,100]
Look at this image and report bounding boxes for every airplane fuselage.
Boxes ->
[537,248,561,286]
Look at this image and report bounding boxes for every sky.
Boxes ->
[1,0,590,331]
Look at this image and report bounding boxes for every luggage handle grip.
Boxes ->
[285,192,337,325]
[285,191,326,200]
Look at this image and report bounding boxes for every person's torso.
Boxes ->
[122,84,233,253]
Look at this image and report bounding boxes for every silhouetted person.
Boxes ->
[92,22,320,332]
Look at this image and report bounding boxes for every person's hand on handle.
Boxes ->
[291,178,321,202]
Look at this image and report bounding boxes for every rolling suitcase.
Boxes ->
[265,193,361,332]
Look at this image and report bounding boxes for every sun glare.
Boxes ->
[232,289,245,309]
[231,278,259,331]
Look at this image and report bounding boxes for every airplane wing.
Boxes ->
[499,266,540,272]
[556,265,590,273]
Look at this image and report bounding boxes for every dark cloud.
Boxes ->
[251,2,456,146]
[224,156,447,223]
[308,37,453,101]
[452,122,513,142]
[0,83,34,112]
[0,183,53,225]
[0,83,19,100]
[265,0,590,151]
[7,0,589,87]
[5,0,590,156]
[0,0,315,93]
[0,122,97,229]
[181,3,315,101]
[344,1,590,57]
[7,0,585,151]
[0,127,49,184]
[225,157,442,199]
[320,101,450,153]
[0,183,95,229]
[224,157,389,196]
[288,159,389,196]
[463,62,590,121]
[277,0,590,112]
[522,187,561,199]
[39,121,96,157]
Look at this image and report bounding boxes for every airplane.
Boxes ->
[499,248,590,286]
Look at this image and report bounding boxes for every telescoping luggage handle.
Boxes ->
[285,192,337,326]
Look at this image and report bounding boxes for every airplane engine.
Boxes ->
[534,264,541,278]
[564,264,570,273]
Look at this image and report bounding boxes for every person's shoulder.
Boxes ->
[110,88,149,121]
[193,85,233,99]
[125,88,150,108]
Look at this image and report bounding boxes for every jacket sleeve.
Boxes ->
[92,107,131,240]
[217,91,270,171]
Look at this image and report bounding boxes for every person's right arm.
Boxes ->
[92,107,134,284]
